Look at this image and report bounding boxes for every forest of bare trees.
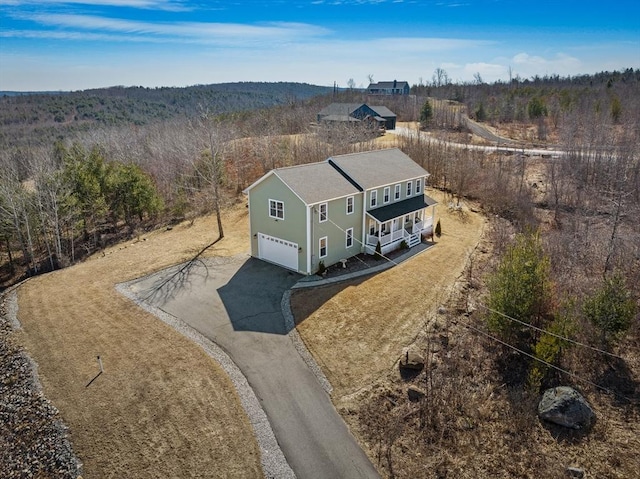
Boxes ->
[1,71,638,295]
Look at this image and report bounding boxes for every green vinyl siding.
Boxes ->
[366,176,426,213]
[248,173,308,273]
[309,194,363,272]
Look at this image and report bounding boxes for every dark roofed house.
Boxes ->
[317,103,397,130]
[367,80,410,95]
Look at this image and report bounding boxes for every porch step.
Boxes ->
[407,233,421,248]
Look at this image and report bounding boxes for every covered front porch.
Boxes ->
[364,195,437,255]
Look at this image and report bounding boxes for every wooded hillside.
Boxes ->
[1,71,638,290]
[0,82,332,149]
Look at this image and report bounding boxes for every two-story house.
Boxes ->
[245,148,437,275]
[367,80,410,95]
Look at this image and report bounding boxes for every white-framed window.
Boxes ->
[406,181,412,197]
[346,228,354,248]
[319,236,327,258]
[416,178,422,194]
[269,199,284,219]
[346,195,354,215]
[394,184,401,200]
[370,190,377,208]
[383,186,390,204]
[319,202,328,223]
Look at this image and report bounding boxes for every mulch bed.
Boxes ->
[321,241,433,280]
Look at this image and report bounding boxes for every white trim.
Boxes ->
[394,183,401,200]
[383,186,390,204]
[406,181,412,197]
[248,194,253,254]
[416,178,422,194]
[244,169,276,194]
[346,228,354,248]
[269,199,284,220]
[319,202,328,223]
[346,195,354,215]
[360,191,367,253]
[306,205,312,274]
[319,236,328,258]
[370,190,377,208]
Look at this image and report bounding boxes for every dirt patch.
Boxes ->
[14,199,263,479]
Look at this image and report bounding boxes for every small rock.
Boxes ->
[399,347,424,371]
[566,466,584,478]
[538,386,595,430]
[407,386,426,402]
[437,306,447,315]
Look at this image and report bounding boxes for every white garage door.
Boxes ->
[258,233,298,271]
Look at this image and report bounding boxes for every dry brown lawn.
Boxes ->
[15,198,262,479]
[292,189,485,405]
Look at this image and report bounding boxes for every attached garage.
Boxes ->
[257,233,299,271]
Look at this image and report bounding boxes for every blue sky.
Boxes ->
[1,0,638,91]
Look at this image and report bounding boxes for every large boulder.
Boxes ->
[538,386,595,430]
[399,346,424,371]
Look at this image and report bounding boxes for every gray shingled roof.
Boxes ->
[369,105,396,117]
[328,148,429,190]
[318,103,396,119]
[274,162,359,205]
[318,103,362,117]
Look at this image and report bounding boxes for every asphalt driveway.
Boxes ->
[127,255,379,479]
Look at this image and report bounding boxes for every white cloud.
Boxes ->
[0,0,191,11]
[9,13,331,45]
[510,52,583,77]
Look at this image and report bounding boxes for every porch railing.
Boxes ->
[367,218,434,248]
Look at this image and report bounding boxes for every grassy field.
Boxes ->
[292,189,485,404]
[291,185,640,478]
[15,199,263,479]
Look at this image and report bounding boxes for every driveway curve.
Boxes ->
[126,254,379,479]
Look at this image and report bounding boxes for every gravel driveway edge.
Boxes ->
[116,280,296,479]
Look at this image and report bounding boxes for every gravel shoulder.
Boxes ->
[11,202,264,479]
[1,290,82,479]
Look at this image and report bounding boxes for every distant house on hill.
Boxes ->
[245,148,437,275]
[367,80,410,95]
[317,103,397,130]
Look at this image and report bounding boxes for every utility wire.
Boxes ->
[322,208,626,362]
[477,304,625,360]
[315,207,414,269]
[314,202,636,403]
[453,317,637,404]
